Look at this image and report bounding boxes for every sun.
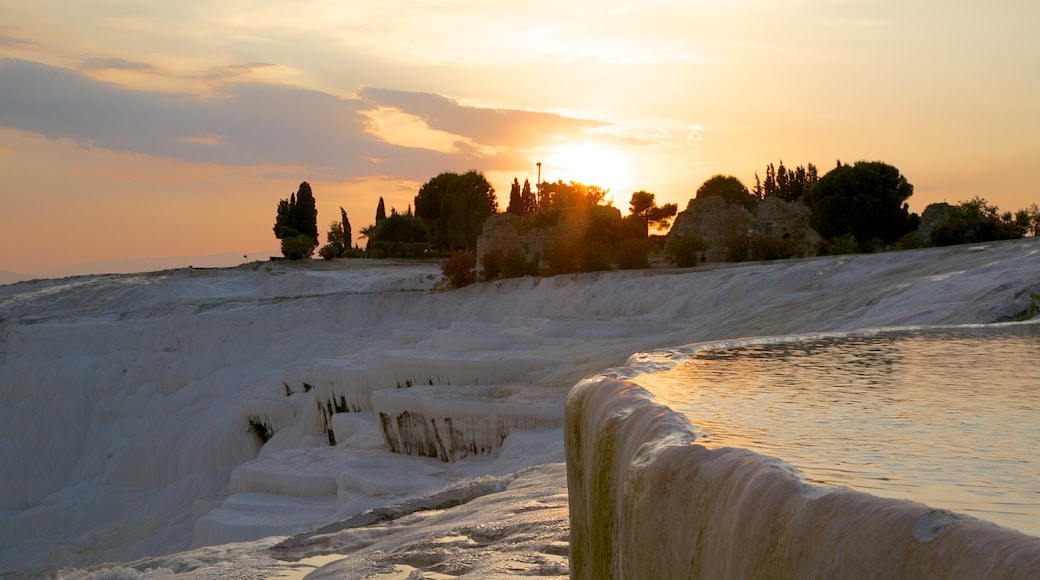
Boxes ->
[542,142,630,199]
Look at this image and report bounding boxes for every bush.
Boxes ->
[544,238,583,275]
[818,234,858,256]
[665,234,707,267]
[280,235,317,260]
[481,249,536,281]
[579,240,614,273]
[366,240,431,259]
[749,234,803,261]
[441,251,476,289]
[318,243,339,260]
[616,238,650,269]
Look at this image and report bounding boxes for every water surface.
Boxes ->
[642,323,1040,536]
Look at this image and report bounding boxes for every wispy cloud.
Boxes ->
[0,27,35,48]
[177,134,226,146]
[79,57,158,72]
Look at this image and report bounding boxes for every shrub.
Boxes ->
[481,249,535,280]
[280,235,317,260]
[544,238,583,275]
[616,238,650,269]
[665,234,707,267]
[318,243,340,260]
[441,251,476,289]
[579,240,614,273]
[749,234,802,261]
[818,234,858,256]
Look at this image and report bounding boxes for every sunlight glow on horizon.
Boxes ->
[542,142,631,199]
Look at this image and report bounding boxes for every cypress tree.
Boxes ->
[376,197,387,223]
[340,207,352,249]
[273,182,319,259]
[507,178,522,215]
[292,182,318,241]
[521,179,537,214]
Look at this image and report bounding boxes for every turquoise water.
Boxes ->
[642,323,1040,537]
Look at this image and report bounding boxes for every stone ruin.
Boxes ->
[665,196,823,263]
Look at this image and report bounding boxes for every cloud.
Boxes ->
[358,87,607,149]
[79,58,158,72]
[0,58,620,183]
[0,27,34,48]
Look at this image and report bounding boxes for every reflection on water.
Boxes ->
[641,323,1040,537]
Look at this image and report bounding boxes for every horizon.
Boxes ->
[2,1,1038,276]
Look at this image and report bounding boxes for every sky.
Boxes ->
[1,0,1038,276]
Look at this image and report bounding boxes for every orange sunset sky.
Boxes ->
[1,1,1038,278]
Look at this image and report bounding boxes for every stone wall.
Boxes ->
[475,210,590,276]
[666,196,821,263]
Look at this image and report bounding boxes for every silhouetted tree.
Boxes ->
[507,178,523,215]
[804,161,917,248]
[628,191,678,237]
[695,175,755,212]
[340,207,352,248]
[931,197,1029,246]
[753,161,819,202]
[414,171,498,252]
[273,181,319,259]
[375,197,387,224]
[318,220,347,260]
[520,179,537,214]
[364,208,431,258]
[536,180,608,209]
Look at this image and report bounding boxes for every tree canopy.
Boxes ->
[273,181,319,259]
[804,161,917,246]
[536,180,608,210]
[695,175,756,212]
[628,191,678,236]
[931,197,1033,246]
[414,171,498,252]
[506,177,538,215]
[363,206,430,258]
[753,161,819,202]
[317,207,356,260]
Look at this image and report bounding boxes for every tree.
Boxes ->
[628,191,678,237]
[273,181,319,259]
[364,208,431,258]
[520,179,537,214]
[340,207,352,249]
[536,180,608,209]
[507,178,523,215]
[753,161,819,202]
[804,161,917,247]
[414,171,498,252]
[318,208,354,260]
[375,197,387,223]
[695,175,756,212]
[931,197,1028,246]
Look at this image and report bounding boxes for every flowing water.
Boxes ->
[640,322,1040,536]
